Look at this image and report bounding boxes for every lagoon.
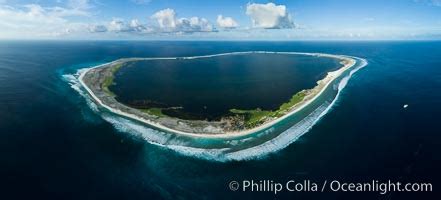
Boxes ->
[111,53,343,121]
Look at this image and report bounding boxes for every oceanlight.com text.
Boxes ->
[228,180,432,195]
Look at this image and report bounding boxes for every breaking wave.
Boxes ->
[62,53,367,162]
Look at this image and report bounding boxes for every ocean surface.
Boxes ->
[0,41,440,199]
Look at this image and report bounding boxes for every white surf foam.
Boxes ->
[62,69,99,112]
[63,54,367,162]
[162,57,368,161]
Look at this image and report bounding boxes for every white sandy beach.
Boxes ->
[79,52,357,139]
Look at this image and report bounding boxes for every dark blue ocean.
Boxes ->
[0,41,440,199]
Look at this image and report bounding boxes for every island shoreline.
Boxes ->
[78,51,359,139]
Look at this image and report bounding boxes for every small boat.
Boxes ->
[403,104,408,109]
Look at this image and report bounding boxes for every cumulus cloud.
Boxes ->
[106,18,151,33]
[246,3,295,29]
[177,17,213,32]
[108,18,133,32]
[216,15,238,29]
[129,19,149,32]
[151,8,214,33]
[88,24,107,32]
[91,10,213,35]
[0,2,298,39]
[151,8,177,29]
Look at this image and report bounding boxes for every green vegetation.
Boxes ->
[140,108,167,118]
[273,91,307,117]
[102,63,123,96]
[135,90,307,125]
[230,108,272,128]
[105,59,307,126]
[230,90,307,128]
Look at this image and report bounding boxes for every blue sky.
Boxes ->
[0,0,440,40]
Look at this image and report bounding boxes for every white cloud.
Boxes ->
[0,4,90,38]
[216,15,238,29]
[88,24,107,32]
[107,18,151,33]
[129,19,148,32]
[151,8,177,29]
[177,17,213,32]
[108,18,132,32]
[151,8,215,33]
[245,3,295,29]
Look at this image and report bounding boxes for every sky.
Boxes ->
[0,0,441,40]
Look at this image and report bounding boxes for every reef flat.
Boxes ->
[79,52,356,138]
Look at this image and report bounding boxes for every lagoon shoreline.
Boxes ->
[79,51,358,139]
